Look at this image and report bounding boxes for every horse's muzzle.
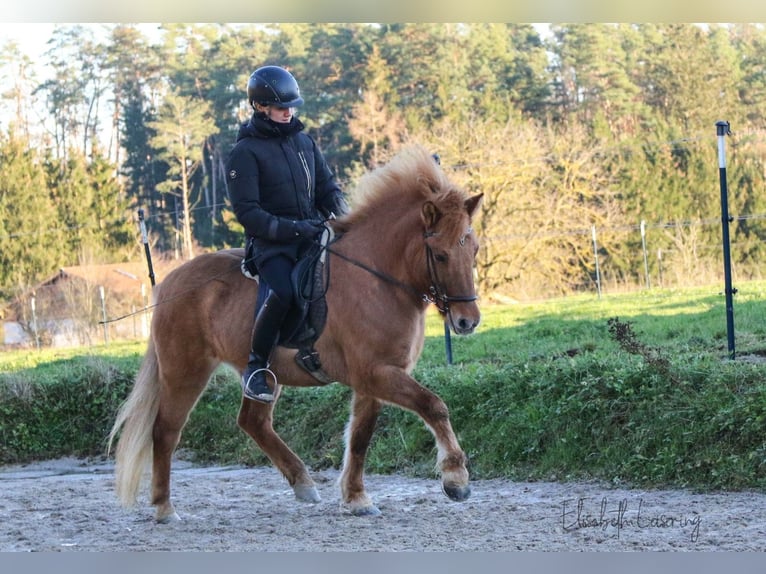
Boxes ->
[451,314,480,335]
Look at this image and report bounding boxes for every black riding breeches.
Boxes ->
[255,254,295,308]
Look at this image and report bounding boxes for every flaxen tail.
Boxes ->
[108,334,161,508]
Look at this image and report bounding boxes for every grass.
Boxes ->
[2,281,766,490]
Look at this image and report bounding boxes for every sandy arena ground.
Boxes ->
[1,457,765,552]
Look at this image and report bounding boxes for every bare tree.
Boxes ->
[148,88,217,260]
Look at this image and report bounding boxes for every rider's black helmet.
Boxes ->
[247,66,304,108]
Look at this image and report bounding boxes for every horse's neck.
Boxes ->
[340,218,425,296]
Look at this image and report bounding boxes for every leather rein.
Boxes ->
[325,228,478,329]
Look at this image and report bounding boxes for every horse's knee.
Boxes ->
[428,400,450,422]
[237,401,272,432]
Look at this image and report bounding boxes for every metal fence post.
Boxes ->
[716,120,736,359]
[640,220,651,289]
[591,225,602,299]
[139,209,156,286]
[99,285,109,345]
[30,294,40,350]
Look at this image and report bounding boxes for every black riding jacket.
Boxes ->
[226,113,348,266]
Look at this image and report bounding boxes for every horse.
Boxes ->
[108,145,483,522]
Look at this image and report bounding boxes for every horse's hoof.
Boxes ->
[443,483,471,502]
[351,505,381,517]
[340,499,382,516]
[293,484,321,503]
[156,511,181,524]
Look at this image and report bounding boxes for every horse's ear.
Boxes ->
[422,200,442,230]
[465,193,483,219]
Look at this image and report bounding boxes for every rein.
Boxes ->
[325,229,477,330]
[102,225,477,330]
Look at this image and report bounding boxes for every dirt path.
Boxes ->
[1,457,764,551]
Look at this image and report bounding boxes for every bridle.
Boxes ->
[325,226,478,330]
[423,228,478,331]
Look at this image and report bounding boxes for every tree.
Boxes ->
[148,89,217,260]
[103,25,171,253]
[346,44,408,170]
[0,131,62,298]
[0,40,38,140]
[634,24,738,133]
[87,149,136,259]
[273,23,373,177]
[45,145,136,266]
[36,25,110,162]
[183,24,272,249]
[548,23,641,136]
[462,23,552,121]
[730,24,766,128]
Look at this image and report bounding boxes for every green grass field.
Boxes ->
[2,281,766,490]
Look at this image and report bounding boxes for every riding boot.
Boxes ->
[242,290,290,403]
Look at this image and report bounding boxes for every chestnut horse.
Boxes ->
[108,145,483,522]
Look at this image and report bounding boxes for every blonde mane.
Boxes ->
[337,145,468,238]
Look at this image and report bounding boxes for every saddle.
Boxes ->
[241,226,335,384]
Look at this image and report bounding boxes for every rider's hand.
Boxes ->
[293,219,324,239]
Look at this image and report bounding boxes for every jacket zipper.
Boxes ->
[298,151,312,200]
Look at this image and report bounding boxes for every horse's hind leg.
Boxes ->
[339,393,382,516]
[237,398,321,503]
[151,362,217,523]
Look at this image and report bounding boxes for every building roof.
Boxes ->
[52,262,154,297]
[2,259,182,321]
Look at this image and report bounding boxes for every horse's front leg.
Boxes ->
[237,396,321,504]
[339,392,382,516]
[366,365,471,503]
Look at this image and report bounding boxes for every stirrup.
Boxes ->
[242,368,276,403]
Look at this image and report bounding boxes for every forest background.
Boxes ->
[2,22,766,327]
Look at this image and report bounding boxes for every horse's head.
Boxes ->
[421,189,483,335]
[338,145,484,335]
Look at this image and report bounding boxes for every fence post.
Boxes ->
[431,152,453,365]
[591,225,602,299]
[138,209,156,286]
[30,294,40,350]
[716,120,736,359]
[640,220,651,289]
[99,285,109,345]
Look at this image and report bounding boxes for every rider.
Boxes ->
[226,65,349,403]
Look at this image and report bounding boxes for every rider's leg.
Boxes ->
[242,256,293,403]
